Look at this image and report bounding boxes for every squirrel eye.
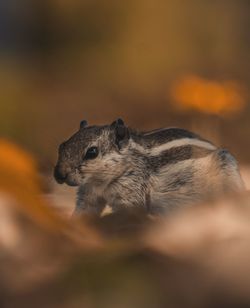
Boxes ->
[84,146,99,160]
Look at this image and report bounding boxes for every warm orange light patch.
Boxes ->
[0,139,65,230]
[0,139,37,179]
[170,75,246,115]
[0,139,102,246]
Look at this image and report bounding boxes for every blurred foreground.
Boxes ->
[2,140,250,308]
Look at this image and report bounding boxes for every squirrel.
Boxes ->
[54,119,245,215]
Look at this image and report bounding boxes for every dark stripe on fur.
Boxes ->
[146,145,213,171]
[132,128,209,148]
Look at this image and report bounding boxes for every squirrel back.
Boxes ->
[54,119,245,215]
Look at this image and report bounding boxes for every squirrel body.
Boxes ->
[54,119,244,215]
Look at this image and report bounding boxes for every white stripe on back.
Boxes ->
[130,138,216,156]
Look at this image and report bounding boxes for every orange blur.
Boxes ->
[170,75,246,115]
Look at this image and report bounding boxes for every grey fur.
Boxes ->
[54,120,245,215]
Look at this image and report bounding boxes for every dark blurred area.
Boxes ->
[0,0,249,167]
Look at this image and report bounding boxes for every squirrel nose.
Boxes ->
[54,165,67,184]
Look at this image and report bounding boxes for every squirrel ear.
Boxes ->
[111,118,124,127]
[80,120,88,129]
[111,118,130,149]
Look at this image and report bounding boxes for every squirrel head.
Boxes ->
[54,119,131,187]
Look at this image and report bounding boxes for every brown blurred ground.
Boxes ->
[1,144,250,308]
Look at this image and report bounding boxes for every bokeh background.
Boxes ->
[1,3,250,307]
[0,0,249,170]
